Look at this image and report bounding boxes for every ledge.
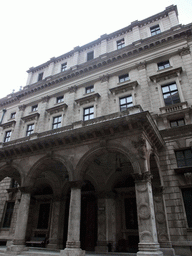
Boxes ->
[174,166,192,174]
[46,103,68,114]
[110,81,138,95]
[159,101,188,114]
[149,67,182,82]
[21,113,40,122]
[0,120,16,129]
[75,93,100,105]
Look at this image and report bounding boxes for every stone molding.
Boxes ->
[0,120,16,129]
[21,112,40,123]
[18,104,26,111]
[41,95,50,103]
[75,93,100,106]
[46,103,68,115]
[109,80,138,95]
[178,47,191,56]
[133,172,153,182]
[149,67,182,83]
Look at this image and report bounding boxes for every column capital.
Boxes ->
[132,172,153,183]
[18,186,32,194]
[69,180,84,189]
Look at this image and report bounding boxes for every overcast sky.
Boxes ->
[0,0,192,99]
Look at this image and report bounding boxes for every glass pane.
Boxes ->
[170,84,177,91]
[170,121,177,127]
[184,150,192,160]
[182,189,192,228]
[178,120,184,126]
[84,109,89,115]
[126,96,132,103]
[162,86,169,93]
[90,107,94,113]
[164,93,172,105]
[90,114,94,119]
[120,98,126,104]
[84,116,88,121]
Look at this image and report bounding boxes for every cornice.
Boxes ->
[75,93,100,106]
[21,112,40,123]
[149,67,182,82]
[46,103,68,115]
[1,25,191,107]
[110,81,138,95]
[0,120,16,129]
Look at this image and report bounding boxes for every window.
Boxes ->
[85,85,94,94]
[170,118,185,128]
[61,62,67,72]
[26,124,34,136]
[182,188,192,228]
[175,149,192,167]
[10,179,19,188]
[38,72,43,81]
[119,74,129,83]
[161,83,180,106]
[83,106,94,121]
[87,51,94,61]
[120,96,133,111]
[2,202,15,228]
[10,112,16,119]
[32,105,38,112]
[56,96,64,103]
[37,203,50,229]
[4,130,11,142]
[52,115,62,129]
[150,25,161,36]
[158,61,170,70]
[117,38,125,49]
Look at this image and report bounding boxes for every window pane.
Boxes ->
[182,189,192,228]
[3,202,14,228]
[162,86,169,93]
[84,109,89,115]
[178,120,185,126]
[170,84,177,91]
[120,98,126,104]
[127,96,132,103]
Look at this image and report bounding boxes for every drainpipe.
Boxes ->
[0,109,6,124]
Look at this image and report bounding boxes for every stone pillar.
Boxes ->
[60,181,85,256]
[134,173,163,256]
[106,196,116,252]
[47,198,62,249]
[7,189,31,254]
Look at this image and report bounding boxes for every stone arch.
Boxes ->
[149,151,164,188]
[0,162,24,186]
[76,143,141,180]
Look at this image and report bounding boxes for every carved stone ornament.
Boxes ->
[100,74,109,83]
[140,231,153,242]
[156,211,166,224]
[137,62,146,70]
[179,47,191,56]
[41,95,50,103]
[68,85,77,93]
[18,104,26,111]
[133,172,153,182]
[69,180,84,189]
[184,172,192,185]
[138,203,151,220]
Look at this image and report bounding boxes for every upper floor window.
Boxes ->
[2,202,15,228]
[117,38,125,49]
[158,61,170,70]
[119,74,129,83]
[38,72,43,81]
[26,124,34,136]
[61,62,67,72]
[87,51,94,61]
[32,105,38,112]
[57,96,64,103]
[150,25,161,36]
[83,106,94,121]
[85,85,94,94]
[4,130,11,142]
[120,96,133,111]
[10,179,19,188]
[175,149,192,167]
[182,188,192,228]
[170,118,185,128]
[10,112,16,119]
[161,82,180,106]
[52,115,62,129]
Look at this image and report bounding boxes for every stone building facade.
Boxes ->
[0,5,192,256]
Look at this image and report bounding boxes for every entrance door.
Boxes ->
[80,194,97,251]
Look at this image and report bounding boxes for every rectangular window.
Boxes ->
[120,96,133,111]
[2,202,15,228]
[4,130,11,142]
[117,38,125,49]
[182,188,192,228]
[158,61,170,70]
[61,62,67,72]
[56,96,64,103]
[10,179,19,188]
[83,106,94,121]
[87,51,94,61]
[161,83,180,106]
[150,25,161,36]
[52,115,62,129]
[10,112,16,119]
[26,124,34,136]
[119,74,129,83]
[175,149,192,167]
[170,118,185,128]
[85,85,94,94]
[37,203,50,229]
[32,105,38,112]
[38,72,43,81]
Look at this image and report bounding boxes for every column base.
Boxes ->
[5,245,29,255]
[137,251,163,256]
[60,248,85,256]
[160,248,175,256]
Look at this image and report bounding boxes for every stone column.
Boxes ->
[7,188,31,254]
[133,173,163,256]
[60,181,85,256]
[106,196,116,252]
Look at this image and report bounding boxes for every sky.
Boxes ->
[0,0,192,99]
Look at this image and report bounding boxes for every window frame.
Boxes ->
[181,188,192,228]
[26,123,34,136]
[87,51,94,61]
[52,115,62,129]
[10,112,16,119]
[85,85,94,94]
[38,72,43,81]
[117,38,125,49]
[31,104,38,112]
[158,60,170,70]
[2,201,15,228]
[4,130,12,142]
[61,62,67,72]
[175,149,192,168]
[150,25,161,36]
[161,82,180,106]
[83,106,94,121]
[119,95,133,112]
[56,96,64,104]
[170,118,185,128]
[119,74,129,83]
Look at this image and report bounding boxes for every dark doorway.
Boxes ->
[63,194,70,248]
[80,181,97,251]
